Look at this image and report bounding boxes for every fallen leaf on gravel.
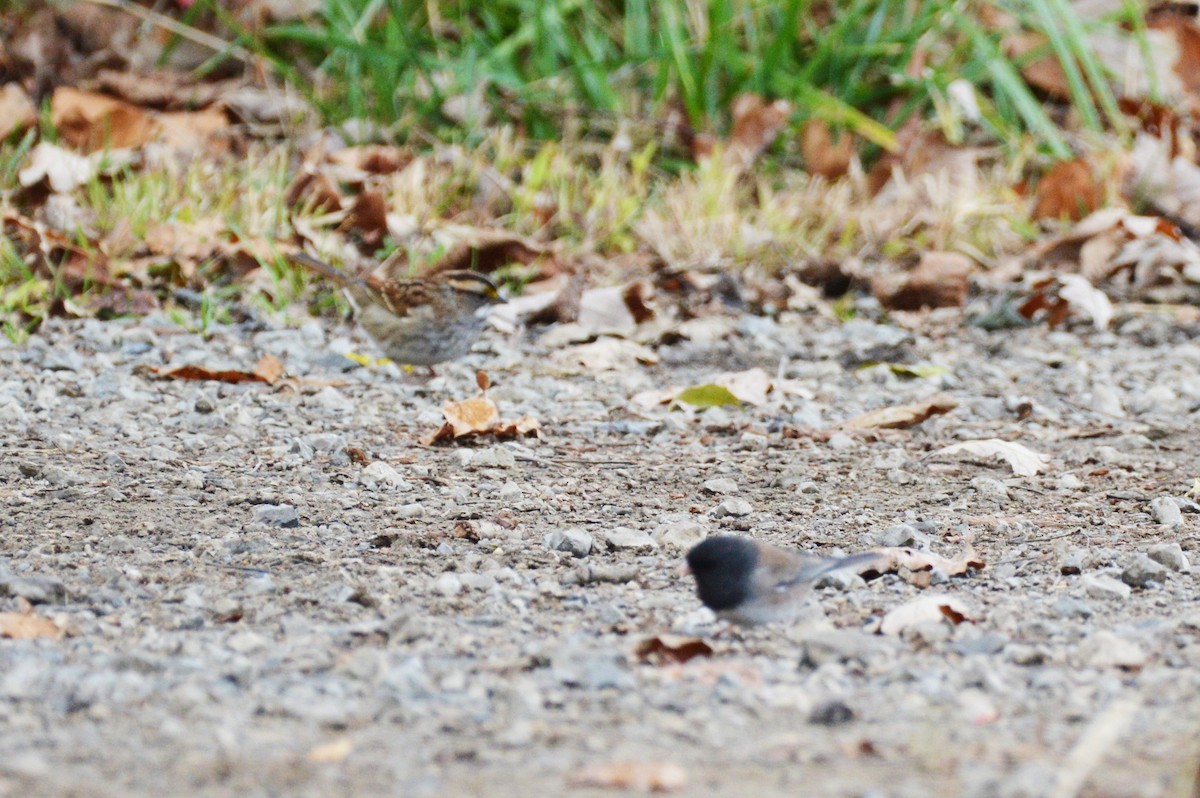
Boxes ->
[843,395,957,430]
[570,760,687,793]
[934,438,1048,476]
[307,737,353,763]
[876,594,974,635]
[634,635,714,665]
[1056,274,1113,330]
[440,396,499,436]
[560,338,659,371]
[577,282,656,336]
[150,355,286,386]
[802,118,855,179]
[674,384,741,409]
[0,609,64,640]
[872,251,973,310]
[715,367,772,406]
[422,396,542,445]
[867,546,986,577]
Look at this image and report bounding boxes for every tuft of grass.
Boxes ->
[234,0,1150,160]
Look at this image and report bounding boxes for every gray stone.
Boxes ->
[602,526,656,551]
[1082,630,1148,669]
[394,502,425,519]
[1147,542,1190,573]
[874,523,929,549]
[543,528,593,557]
[702,478,738,495]
[739,432,769,451]
[652,521,708,551]
[1,575,67,604]
[712,497,753,518]
[950,633,1008,656]
[433,573,462,597]
[1050,597,1093,619]
[799,630,898,668]
[252,504,300,528]
[1149,496,1183,527]
[970,476,1010,501]
[1121,554,1167,588]
[1083,573,1132,601]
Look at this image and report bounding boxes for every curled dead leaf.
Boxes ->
[866,546,986,577]
[0,83,37,141]
[933,438,1048,477]
[0,609,64,640]
[873,251,973,311]
[1033,159,1106,222]
[876,594,974,636]
[844,395,958,430]
[149,354,285,386]
[51,87,159,152]
[634,635,714,666]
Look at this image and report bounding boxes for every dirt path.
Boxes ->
[1,310,1199,797]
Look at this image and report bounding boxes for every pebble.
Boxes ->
[1121,554,1167,588]
[874,523,928,549]
[1050,597,1093,619]
[970,476,1010,501]
[394,503,424,519]
[543,528,593,557]
[739,432,769,451]
[252,504,300,528]
[1057,473,1082,490]
[711,498,752,518]
[1082,630,1148,670]
[602,526,656,551]
[1083,573,1132,601]
[498,481,523,501]
[359,461,413,490]
[1,575,68,604]
[653,521,707,551]
[702,478,738,495]
[1149,496,1183,527]
[1147,542,1190,573]
[827,432,857,451]
[433,573,463,597]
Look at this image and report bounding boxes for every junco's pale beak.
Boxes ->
[683,536,878,627]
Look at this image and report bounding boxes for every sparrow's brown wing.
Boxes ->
[289,251,418,315]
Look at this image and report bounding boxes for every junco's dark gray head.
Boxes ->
[685,536,759,613]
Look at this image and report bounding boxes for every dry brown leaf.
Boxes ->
[1149,13,1200,96]
[327,144,413,176]
[0,83,37,141]
[577,281,656,336]
[843,395,958,430]
[443,396,500,436]
[933,438,1048,476]
[726,93,792,170]
[873,251,973,310]
[866,546,986,577]
[1033,159,1106,221]
[429,227,563,280]
[343,190,388,248]
[51,87,160,152]
[285,168,343,213]
[716,367,772,406]
[18,143,96,194]
[876,594,974,636]
[801,119,855,180]
[1006,32,1070,100]
[150,354,286,386]
[634,635,714,666]
[0,609,64,640]
[157,106,232,153]
[570,761,687,793]
[493,415,541,440]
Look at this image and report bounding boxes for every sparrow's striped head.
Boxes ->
[443,271,502,304]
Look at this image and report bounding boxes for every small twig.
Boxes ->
[78,0,256,65]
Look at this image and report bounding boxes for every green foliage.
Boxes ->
[674,384,741,409]
[242,0,1145,158]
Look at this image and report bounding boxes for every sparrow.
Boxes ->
[289,252,502,367]
[684,536,880,626]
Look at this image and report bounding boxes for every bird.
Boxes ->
[684,536,880,627]
[289,251,502,367]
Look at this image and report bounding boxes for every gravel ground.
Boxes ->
[2,305,1199,798]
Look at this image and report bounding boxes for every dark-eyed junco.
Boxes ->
[684,536,879,626]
